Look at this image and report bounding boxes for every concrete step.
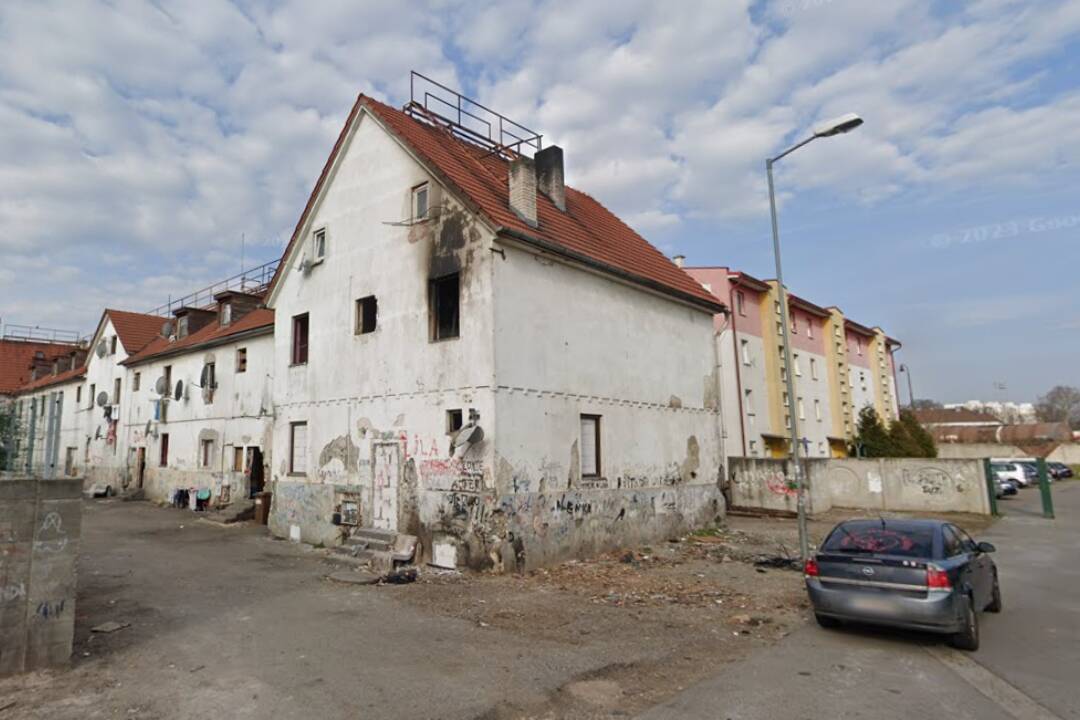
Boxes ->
[345,536,391,552]
[352,527,398,544]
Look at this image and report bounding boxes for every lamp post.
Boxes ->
[899,363,915,408]
[766,112,863,561]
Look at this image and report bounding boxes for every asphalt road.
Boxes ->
[637,480,1079,720]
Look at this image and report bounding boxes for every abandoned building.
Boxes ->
[262,79,729,570]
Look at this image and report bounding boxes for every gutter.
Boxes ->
[497,227,727,315]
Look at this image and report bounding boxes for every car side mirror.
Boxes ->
[977,541,996,553]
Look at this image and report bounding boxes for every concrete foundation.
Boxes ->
[0,476,82,677]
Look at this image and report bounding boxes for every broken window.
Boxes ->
[355,296,377,335]
[200,439,214,468]
[292,313,309,365]
[446,409,463,434]
[160,433,170,467]
[413,183,429,220]
[236,347,247,373]
[430,273,460,341]
[580,415,601,478]
[290,422,308,474]
[313,227,327,261]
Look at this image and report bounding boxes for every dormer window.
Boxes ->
[413,183,429,220]
[313,227,327,261]
[177,315,189,339]
[221,302,232,327]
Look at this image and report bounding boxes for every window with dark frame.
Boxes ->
[113,377,121,404]
[236,347,247,373]
[200,439,214,468]
[289,422,308,474]
[110,335,118,355]
[355,296,378,335]
[160,433,170,467]
[430,273,460,341]
[446,409,463,434]
[89,383,95,409]
[76,385,82,404]
[133,372,140,392]
[292,313,309,364]
[580,415,601,478]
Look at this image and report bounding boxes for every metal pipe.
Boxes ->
[767,156,810,561]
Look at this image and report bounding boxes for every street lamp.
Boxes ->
[766,112,863,562]
[899,363,915,408]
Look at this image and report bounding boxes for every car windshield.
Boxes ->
[822,523,935,558]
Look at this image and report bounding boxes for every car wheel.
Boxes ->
[986,576,1003,613]
[949,595,980,651]
[815,613,840,629]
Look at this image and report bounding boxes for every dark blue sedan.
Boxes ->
[805,519,1001,651]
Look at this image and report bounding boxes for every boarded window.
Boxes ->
[233,446,245,472]
[236,347,247,373]
[355,296,377,335]
[580,415,601,477]
[292,313,309,364]
[430,274,460,340]
[290,422,308,474]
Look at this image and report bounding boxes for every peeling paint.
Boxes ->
[567,439,580,489]
[668,395,683,409]
[680,435,701,484]
[703,368,720,410]
[318,434,360,473]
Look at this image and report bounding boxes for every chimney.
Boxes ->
[508,156,538,227]
[535,145,566,211]
[673,254,686,268]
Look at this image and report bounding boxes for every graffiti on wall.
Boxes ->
[34,511,69,553]
[901,467,959,496]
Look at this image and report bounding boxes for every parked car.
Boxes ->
[805,519,1001,651]
[991,462,1030,488]
[1048,462,1073,479]
[1018,462,1042,485]
[994,476,1018,498]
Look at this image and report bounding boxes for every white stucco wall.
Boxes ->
[791,349,832,458]
[12,378,84,478]
[82,318,133,489]
[848,365,875,420]
[126,331,275,504]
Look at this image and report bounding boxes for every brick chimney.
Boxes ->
[535,146,566,212]
[508,156,538,227]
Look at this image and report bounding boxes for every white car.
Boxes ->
[990,462,1030,488]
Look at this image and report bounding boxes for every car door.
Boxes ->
[955,526,992,606]
[942,525,980,605]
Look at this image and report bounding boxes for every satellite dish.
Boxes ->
[174,380,184,402]
[95,341,107,358]
[161,320,174,338]
[96,391,109,408]
[154,376,168,396]
[452,424,484,448]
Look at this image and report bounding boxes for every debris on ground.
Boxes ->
[380,567,418,585]
[90,621,130,634]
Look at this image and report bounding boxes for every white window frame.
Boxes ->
[289,422,308,475]
[814,398,822,421]
[810,357,818,380]
[740,339,751,365]
[413,182,430,221]
[312,227,327,262]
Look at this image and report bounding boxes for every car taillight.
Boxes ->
[926,565,951,590]
[804,558,820,577]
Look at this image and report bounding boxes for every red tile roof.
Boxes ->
[123,308,274,366]
[19,364,86,393]
[0,340,79,395]
[267,94,723,313]
[105,309,171,356]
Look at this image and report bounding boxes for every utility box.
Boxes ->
[0,476,82,677]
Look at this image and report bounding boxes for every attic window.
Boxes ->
[221,302,232,327]
[109,335,118,355]
[429,273,460,341]
[177,315,189,339]
[413,183,429,220]
[313,228,327,261]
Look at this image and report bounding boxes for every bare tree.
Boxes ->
[1035,386,1080,430]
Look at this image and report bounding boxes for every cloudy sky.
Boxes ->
[1,0,1077,402]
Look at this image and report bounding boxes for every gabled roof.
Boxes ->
[123,308,274,366]
[267,94,723,313]
[19,364,86,393]
[100,309,169,356]
[0,340,78,395]
[728,270,770,293]
[914,408,1002,425]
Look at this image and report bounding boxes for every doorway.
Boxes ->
[372,442,400,531]
[136,447,146,488]
[249,447,265,496]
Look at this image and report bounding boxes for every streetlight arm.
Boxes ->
[768,134,818,165]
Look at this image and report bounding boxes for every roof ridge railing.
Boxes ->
[145,258,280,317]
[0,324,81,345]
[405,71,542,159]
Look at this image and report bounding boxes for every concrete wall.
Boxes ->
[1047,443,1080,464]
[729,457,991,516]
[0,477,82,677]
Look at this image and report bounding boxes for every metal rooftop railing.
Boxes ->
[0,323,81,345]
[405,71,542,159]
[145,258,280,317]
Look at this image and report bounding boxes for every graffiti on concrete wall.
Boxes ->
[901,467,959,496]
[34,511,69,553]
